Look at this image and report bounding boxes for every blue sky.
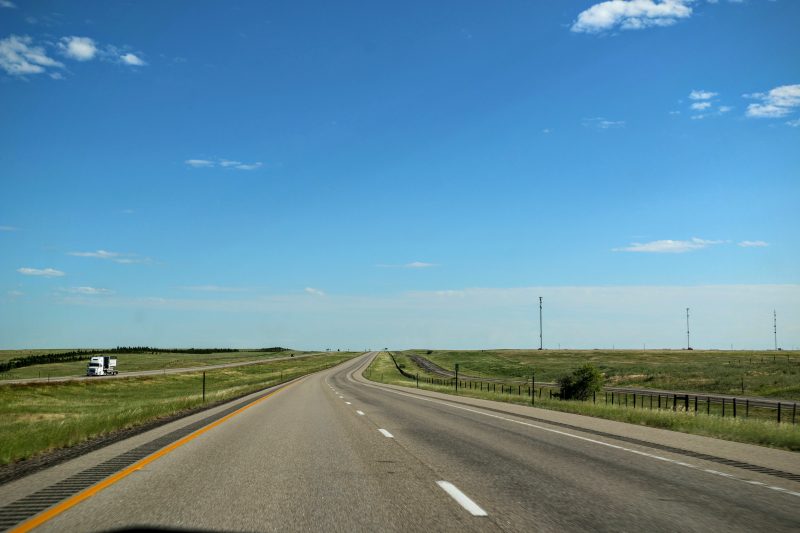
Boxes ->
[1,0,798,349]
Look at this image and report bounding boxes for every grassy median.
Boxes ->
[0,349,313,380]
[0,353,357,465]
[366,352,800,451]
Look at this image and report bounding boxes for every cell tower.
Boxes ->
[686,307,691,350]
[774,310,778,351]
[538,296,543,350]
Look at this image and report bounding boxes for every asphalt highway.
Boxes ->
[5,352,799,532]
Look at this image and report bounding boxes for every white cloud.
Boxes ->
[68,249,147,264]
[690,102,712,110]
[68,250,121,260]
[120,52,146,66]
[787,118,800,128]
[405,261,436,268]
[377,261,438,268]
[0,0,17,8]
[305,287,325,296]
[583,117,626,130]
[185,159,215,168]
[738,240,769,248]
[613,237,724,253]
[0,34,64,76]
[185,158,263,170]
[571,0,693,34]
[17,267,65,277]
[234,162,262,170]
[0,225,18,231]
[64,286,114,295]
[745,84,800,119]
[59,36,98,61]
[718,105,732,113]
[689,89,717,100]
[178,285,251,293]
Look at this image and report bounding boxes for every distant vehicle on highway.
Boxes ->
[86,356,118,376]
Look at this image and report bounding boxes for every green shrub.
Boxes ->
[558,363,603,400]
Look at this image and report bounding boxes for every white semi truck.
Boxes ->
[86,356,118,376]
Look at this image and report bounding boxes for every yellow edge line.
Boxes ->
[9,379,301,533]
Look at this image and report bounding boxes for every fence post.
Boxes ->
[722,398,725,417]
[531,374,535,406]
[707,397,710,415]
[650,395,653,409]
[416,373,419,388]
[746,399,749,418]
[685,395,689,412]
[733,398,737,418]
[673,394,677,412]
[633,393,636,409]
[202,371,206,402]
[658,395,661,409]
[593,391,596,404]
[611,392,614,405]
[777,402,781,424]
[793,403,796,425]
[605,392,608,404]
[694,396,697,413]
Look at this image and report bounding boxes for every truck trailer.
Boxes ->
[86,356,118,376]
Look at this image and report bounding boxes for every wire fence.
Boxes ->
[387,353,798,425]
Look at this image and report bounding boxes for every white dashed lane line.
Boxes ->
[378,429,394,438]
[356,410,365,416]
[436,481,488,516]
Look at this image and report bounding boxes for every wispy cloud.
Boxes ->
[0,34,63,76]
[1,34,146,78]
[304,287,325,296]
[689,90,717,101]
[582,117,625,130]
[185,158,263,170]
[178,285,252,293]
[7,290,24,298]
[571,0,693,34]
[745,84,800,120]
[63,286,114,295]
[738,240,769,248]
[0,225,19,231]
[0,1,17,9]
[377,261,438,269]
[17,267,65,277]
[613,237,724,253]
[686,89,731,119]
[68,250,149,264]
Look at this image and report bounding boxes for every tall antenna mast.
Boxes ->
[538,296,543,350]
[774,310,778,351]
[686,307,690,350]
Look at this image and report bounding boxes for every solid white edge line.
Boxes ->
[378,429,394,438]
[356,410,365,415]
[436,481,488,516]
[347,368,800,500]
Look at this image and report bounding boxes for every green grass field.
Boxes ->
[367,352,800,451]
[405,348,800,400]
[0,352,358,466]
[0,349,311,380]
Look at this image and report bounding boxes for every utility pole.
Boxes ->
[774,310,778,351]
[538,296,543,350]
[686,307,691,350]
